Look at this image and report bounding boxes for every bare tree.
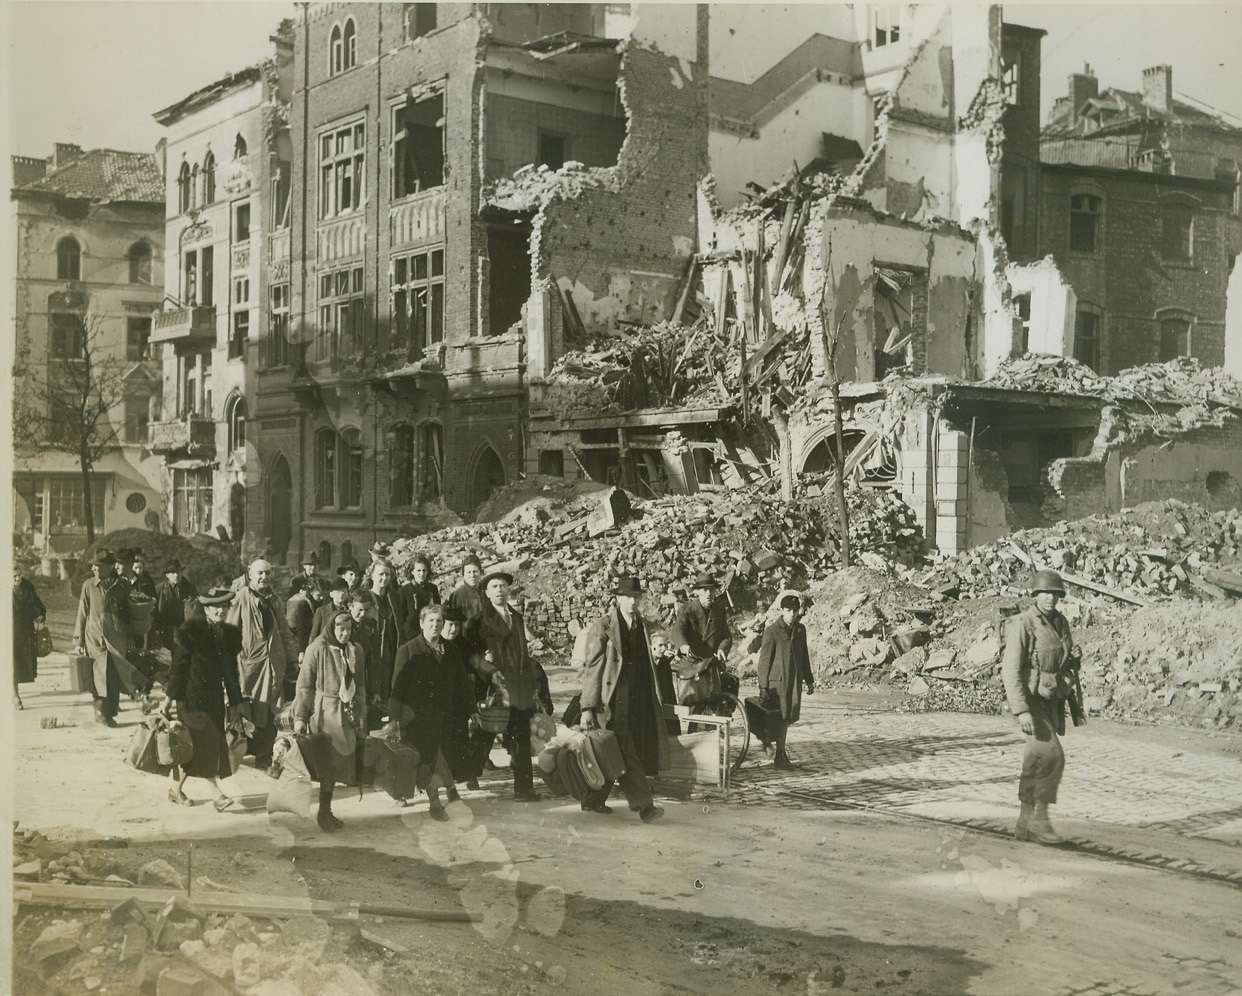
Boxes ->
[13,307,129,545]
[817,289,852,569]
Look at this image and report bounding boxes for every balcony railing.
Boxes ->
[150,306,216,348]
[148,414,216,457]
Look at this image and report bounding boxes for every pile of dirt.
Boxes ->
[473,475,608,525]
[923,499,1242,601]
[71,530,243,595]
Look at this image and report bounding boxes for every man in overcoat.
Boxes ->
[74,550,144,726]
[579,576,668,822]
[309,578,351,642]
[756,594,815,769]
[226,558,295,771]
[472,571,540,801]
[154,559,198,651]
[368,559,407,706]
[672,573,733,662]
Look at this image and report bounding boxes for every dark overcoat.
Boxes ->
[154,576,199,648]
[169,617,243,778]
[474,601,537,710]
[756,618,814,722]
[13,577,46,684]
[75,575,145,695]
[390,634,471,784]
[672,597,731,659]
[400,580,441,637]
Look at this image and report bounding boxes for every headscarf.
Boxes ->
[323,610,356,705]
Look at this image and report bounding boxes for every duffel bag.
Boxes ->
[675,657,722,707]
[536,745,569,797]
[156,720,194,767]
[126,718,170,776]
[581,729,625,781]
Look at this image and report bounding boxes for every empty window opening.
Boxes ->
[873,266,916,378]
[127,317,152,360]
[388,424,416,507]
[202,152,216,204]
[226,394,247,452]
[1014,294,1032,352]
[539,449,565,477]
[417,422,444,503]
[1069,193,1100,253]
[183,245,214,307]
[265,284,291,368]
[1075,308,1102,371]
[317,265,365,361]
[391,247,444,356]
[178,162,192,213]
[405,3,437,40]
[128,242,152,284]
[393,93,445,198]
[235,202,251,242]
[873,5,901,46]
[1161,201,1193,262]
[488,227,531,337]
[234,134,248,159]
[538,131,567,171]
[1159,316,1191,361]
[230,309,250,360]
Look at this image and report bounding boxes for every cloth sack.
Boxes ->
[536,745,570,797]
[266,770,313,817]
[156,719,194,767]
[558,747,592,801]
[34,624,52,658]
[125,718,171,776]
[675,656,722,706]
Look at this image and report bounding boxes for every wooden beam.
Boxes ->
[1200,567,1242,595]
[12,882,482,923]
[532,408,732,431]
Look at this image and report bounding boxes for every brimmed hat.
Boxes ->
[199,586,235,607]
[612,576,643,596]
[300,552,318,566]
[337,558,361,576]
[441,606,466,623]
[370,541,390,559]
[461,555,483,571]
[480,571,514,589]
[779,594,802,611]
[329,577,349,592]
[92,549,116,567]
[691,572,718,590]
[164,559,183,574]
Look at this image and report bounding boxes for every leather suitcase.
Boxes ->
[126,719,171,776]
[582,729,625,781]
[70,655,95,694]
[744,696,780,748]
[374,740,423,800]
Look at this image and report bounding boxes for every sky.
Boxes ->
[2,2,1241,158]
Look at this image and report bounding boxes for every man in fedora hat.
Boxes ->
[579,576,668,822]
[310,578,352,644]
[337,558,363,595]
[74,550,145,726]
[672,572,733,663]
[154,559,199,650]
[472,570,541,801]
[298,552,328,603]
[227,558,296,771]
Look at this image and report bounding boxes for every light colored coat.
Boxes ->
[227,584,295,721]
[74,575,145,694]
[294,635,367,783]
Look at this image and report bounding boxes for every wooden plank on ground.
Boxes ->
[1186,572,1227,598]
[1058,571,1149,606]
[1201,567,1242,595]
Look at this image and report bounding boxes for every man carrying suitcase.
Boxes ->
[579,576,668,823]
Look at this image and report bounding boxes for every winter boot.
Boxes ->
[1028,802,1064,845]
[317,790,344,832]
[1014,800,1034,840]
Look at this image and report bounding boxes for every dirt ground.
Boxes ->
[7,597,1242,996]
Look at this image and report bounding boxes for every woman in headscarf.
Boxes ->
[13,563,46,710]
[162,587,243,810]
[294,610,367,832]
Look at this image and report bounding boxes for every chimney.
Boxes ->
[11,155,48,186]
[155,137,167,180]
[1067,64,1097,128]
[1143,65,1172,114]
[53,143,82,170]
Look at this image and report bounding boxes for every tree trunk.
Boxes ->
[770,409,794,502]
[829,378,852,568]
[80,453,96,546]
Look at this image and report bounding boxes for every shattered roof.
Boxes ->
[1046,86,1241,136]
[12,149,163,204]
[152,65,265,126]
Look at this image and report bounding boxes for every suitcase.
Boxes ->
[70,655,95,694]
[125,719,171,776]
[744,695,781,749]
[564,731,605,791]
[581,729,625,781]
[374,739,423,800]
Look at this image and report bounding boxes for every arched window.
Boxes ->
[202,151,216,204]
[190,163,200,209]
[388,423,415,507]
[226,394,247,452]
[339,539,354,566]
[178,162,192,213]
[56,236,81,281]
[234,134,247,160]
[315,428,337,508]
[341,428,364,508]
[329,24,343,75]
[318,540,333,570]
[1157,310,1194,362]
[343,19,357,69]
[417,422,444,502]
[127,242,152,284]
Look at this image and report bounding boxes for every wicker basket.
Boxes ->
[476,704,511,734]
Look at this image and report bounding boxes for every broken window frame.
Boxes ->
[318,119,366,219]
[872,5,902,47]
[234,201,251,243]
[1001,48,1021,106]
[872,265,918,379]
[49,310,85,360]
[124,391,150,445]
[387,423,416,508]
[182,245,213,307]
[404,3,437,41]
[416,421,444,504]
[1160,198,1194,264]
[229,309,250,360]
[316,264,365,362]
[127,316,152,361]
[225,393,247,452]
[390,246,445,357]
[1074,306,1103,371]
[265,283,290,368]
[391,90,445,200]
[1069,192,1101,254]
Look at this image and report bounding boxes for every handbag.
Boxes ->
[156,719,194,767]
[125,718,171,776]
[675,656,722,707]
[476,690,511,735]
[34,624,52,658]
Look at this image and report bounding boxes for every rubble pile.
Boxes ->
[987,354,1242,432]
[12,831,386,996]
[483,159,613,213]
[392,483,924,651]
[542,319,737,418]
[924,499,1242,601]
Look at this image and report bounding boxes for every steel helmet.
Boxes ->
[1030,569,1066,595]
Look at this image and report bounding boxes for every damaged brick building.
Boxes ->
[145,3,1240,562]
